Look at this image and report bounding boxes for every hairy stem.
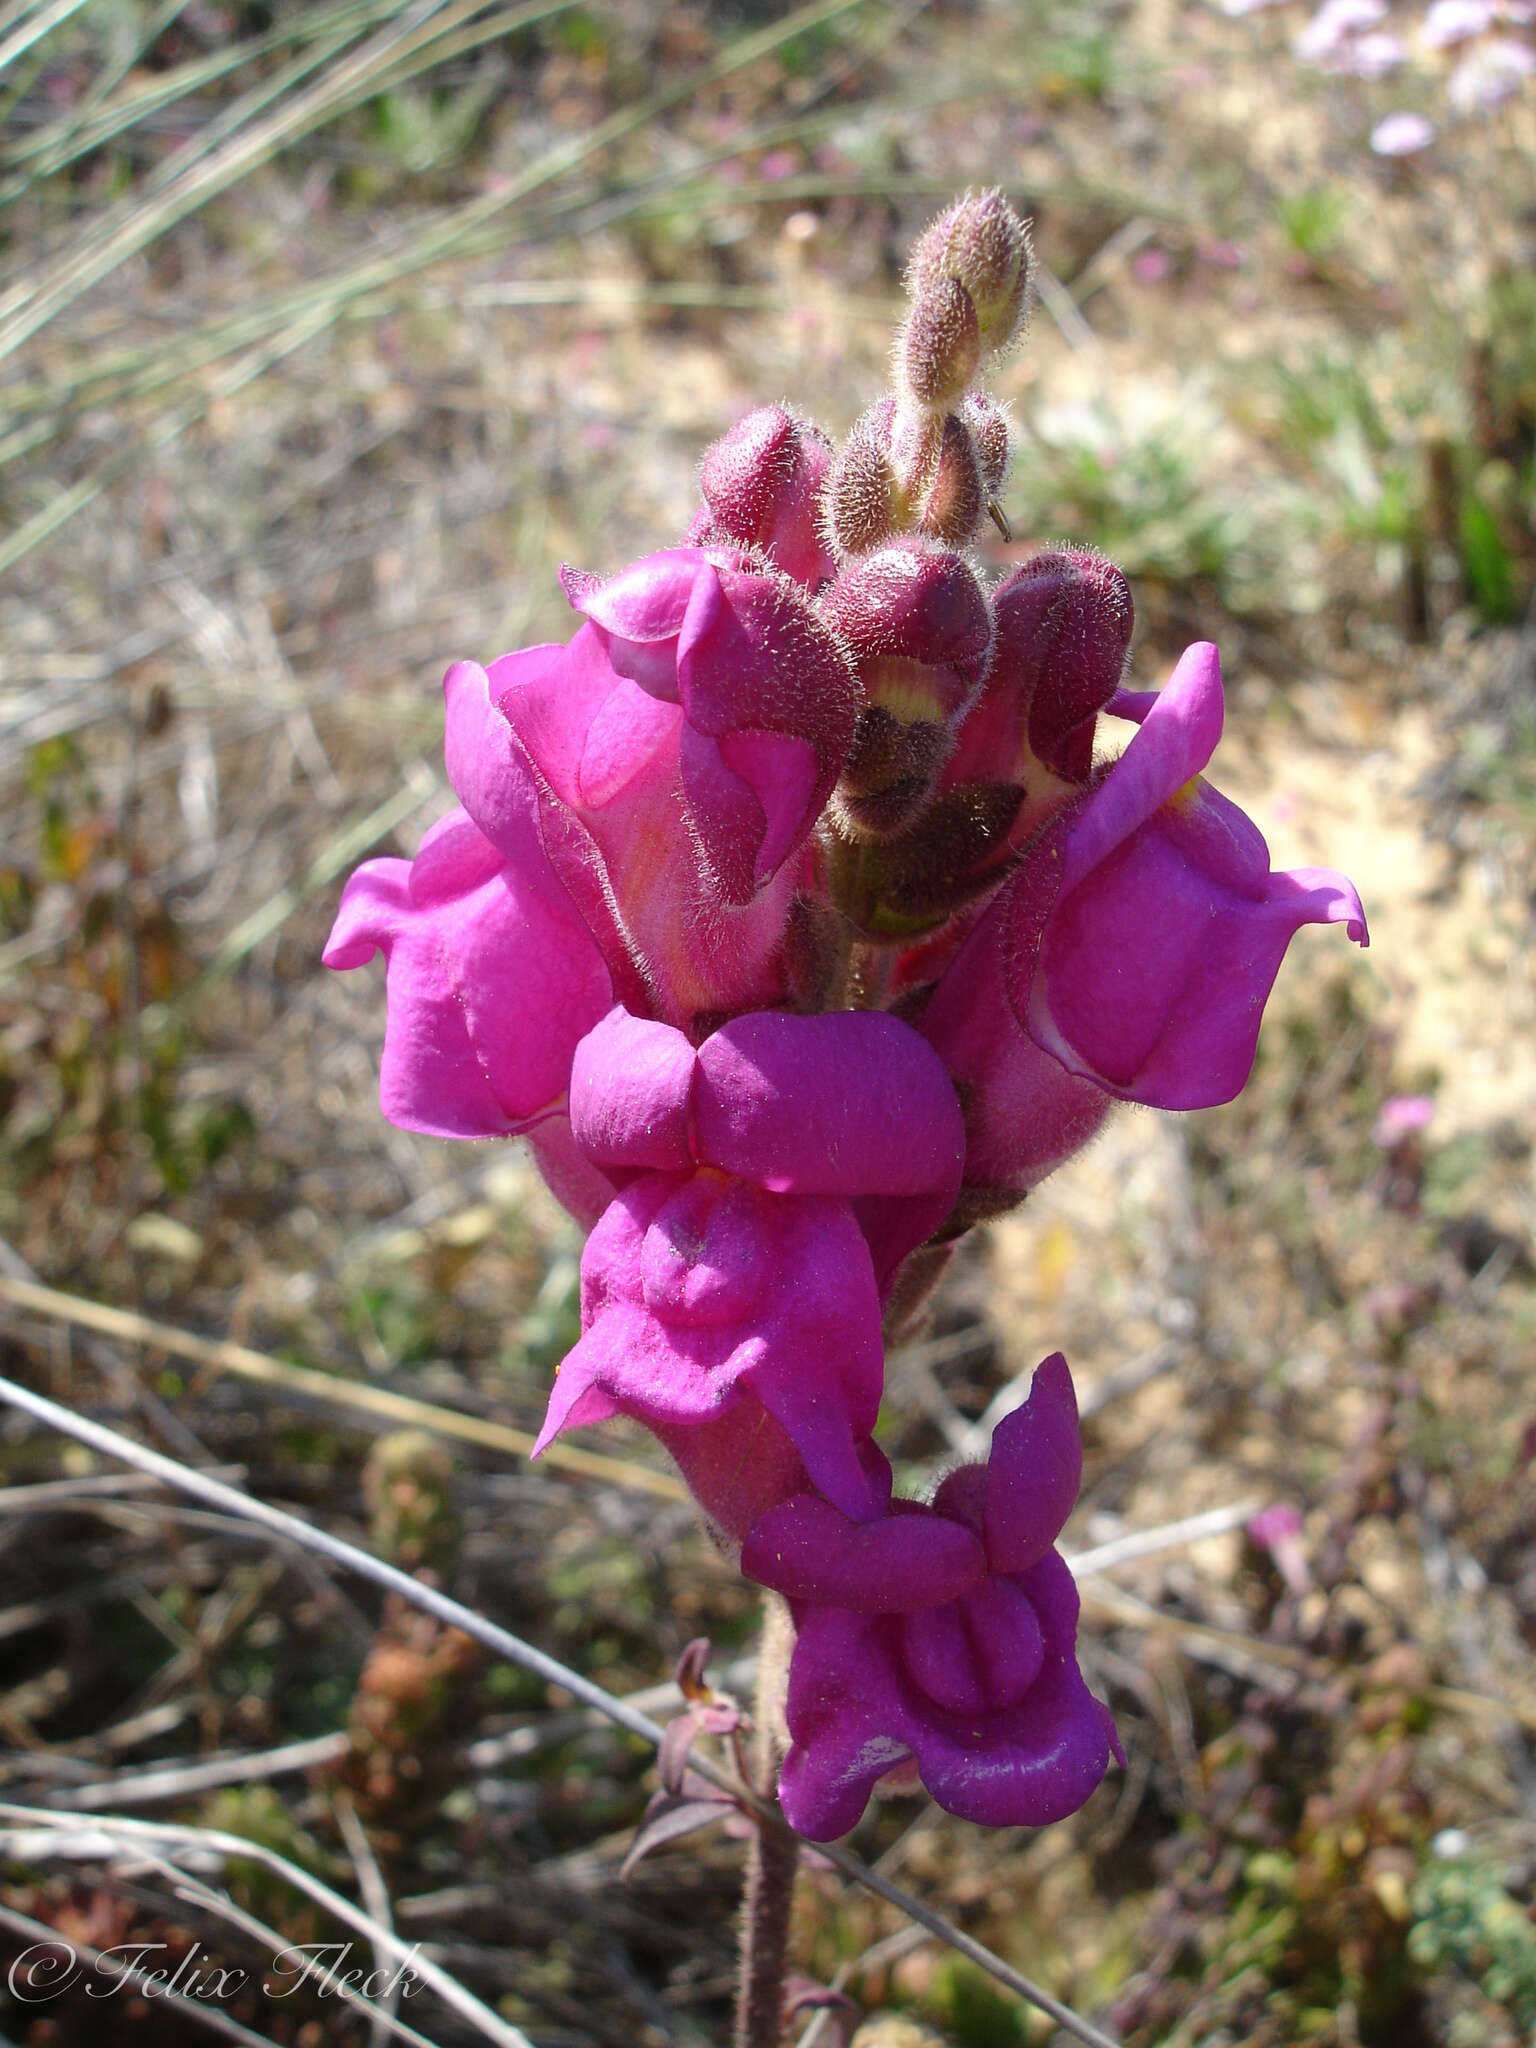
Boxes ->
[734,1596,799,2048]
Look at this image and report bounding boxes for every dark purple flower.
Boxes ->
[742,1355,1120,1838]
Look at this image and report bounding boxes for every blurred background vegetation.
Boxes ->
[1,2,1535,2043]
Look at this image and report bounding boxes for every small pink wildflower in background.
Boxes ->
[1373,1094,1436,1145]
[1371,107,1438,147]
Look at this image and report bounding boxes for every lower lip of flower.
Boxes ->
[896,1573,1047,1715]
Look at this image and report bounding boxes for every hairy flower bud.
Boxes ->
[823,541,993,839]
[918,409,986,545]
[948,549,1133,792]
[825,404,903,556]
[821,541,993,718]
[898,278,982,411]
[907,187,1035,359]
[689,405,837,590]
[826,401,988,556]
[961,391,1011,497]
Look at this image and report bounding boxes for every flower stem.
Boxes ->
[734,1597,799,2048]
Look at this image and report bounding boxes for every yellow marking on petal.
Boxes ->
[1164,776,1205,814]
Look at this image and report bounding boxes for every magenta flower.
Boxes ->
[742,1355,1120,1839]
[533,1007,966,1524]
[323,804,612,1148]
[916,895,1113,1199]
[1010,641,1368,1111]
[567,546,859,902]
[443,547,858,1028]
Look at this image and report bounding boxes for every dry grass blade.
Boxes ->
[0,0,877,570]
[0,1272,691,1500]
[0,0,89,76]
[0,0,403,197]
[0,0,577,360]
[0,1807,530,2048]
[0,1370,1127,2048]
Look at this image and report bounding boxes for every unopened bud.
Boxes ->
[821,539,992,724]
[827,402,988,556]
[825,401,903,556]
[690,404,836,589]
[907,188,1035,358]
[916,410,985,546]
[962,391,1011,497]
[899,277,982,411]
[991,550,1133,782]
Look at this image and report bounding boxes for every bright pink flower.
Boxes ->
[742,1355,1120,1838]
[686,406,838,591]
[533,1007,966,1524]
[444,547,858,1027]
[916,892,1112,1198]
[1012,642,1368,1111]
[323,805,612,1150]
[569,547,858,902]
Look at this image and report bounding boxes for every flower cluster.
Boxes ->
[1221,0,1534,152]
[327,192,1367,1842]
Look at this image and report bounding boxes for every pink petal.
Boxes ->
[982,1354,1083,1573]
[569,1008,697,1173]
[742,1495,987,1611]
[324,808,611,1140]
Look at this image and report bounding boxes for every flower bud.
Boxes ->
[690,405,837,590]
[825,402,903,556]
[898,277,982,411]
[821,540,993,723]
[822,541,993,840]
[907,188,1035,358]
[961,391,1011,497]
[917,409,985,545]
[994,549,1133,782]
[826,401,989,555]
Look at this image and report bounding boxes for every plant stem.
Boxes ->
[734,1597,799,2048]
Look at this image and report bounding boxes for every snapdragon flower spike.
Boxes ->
[687,406,838,592]
[532,1006,965,1527]
[742,1354,1120,1839]
[1013,641,1370,1110]
[323,804,613,1149]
